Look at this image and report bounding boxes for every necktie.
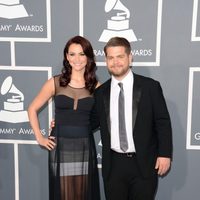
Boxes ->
[118,82,128,152]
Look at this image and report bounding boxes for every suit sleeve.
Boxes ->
[90,90,100,132]
[151,81,173,158]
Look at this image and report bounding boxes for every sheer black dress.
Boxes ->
[49,75,100,200]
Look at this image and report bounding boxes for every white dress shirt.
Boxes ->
[110,70,136,153]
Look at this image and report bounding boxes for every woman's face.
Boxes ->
[66,43,87,73]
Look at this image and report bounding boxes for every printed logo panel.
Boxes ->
[0,0,51,42]
[0,67,51,141]
[94,134,102,168]
[81,0,162,66]
[191,0,200,41]
[186,68,200,149]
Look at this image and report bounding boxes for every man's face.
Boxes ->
[105,46,132,80]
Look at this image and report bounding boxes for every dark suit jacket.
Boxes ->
[92,72,172,180]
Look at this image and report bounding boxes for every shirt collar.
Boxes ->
[111,69,133,88]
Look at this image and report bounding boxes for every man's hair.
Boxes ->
[104,37,131,56]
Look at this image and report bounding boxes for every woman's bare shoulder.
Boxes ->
[95,81,101,88]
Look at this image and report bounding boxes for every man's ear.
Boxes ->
[129,53,133,64]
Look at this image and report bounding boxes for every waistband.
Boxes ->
[111,150,136,158]
[51,125,91,138]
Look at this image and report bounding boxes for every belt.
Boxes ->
[111,150,136,158]
[125,152,136,157]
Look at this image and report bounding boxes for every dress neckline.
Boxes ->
[68,84,85,89]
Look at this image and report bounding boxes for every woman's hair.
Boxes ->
[60,35,98,94]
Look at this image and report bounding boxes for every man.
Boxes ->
[92,37,172,200]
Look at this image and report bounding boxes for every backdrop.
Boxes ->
[0,0,200,199]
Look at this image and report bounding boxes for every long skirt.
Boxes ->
[49,125,100,200]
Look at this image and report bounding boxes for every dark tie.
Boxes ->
[118,82,128,152]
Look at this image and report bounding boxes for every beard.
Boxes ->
[108,66,130,78]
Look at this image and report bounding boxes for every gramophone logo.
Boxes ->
[82,0,162,65]
[99,0,137,42]
[0,0,29,19]
[0,0,51,42]
[0,76,29,123]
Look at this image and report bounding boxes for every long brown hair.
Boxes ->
[60,35,98,94]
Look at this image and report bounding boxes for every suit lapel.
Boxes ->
[132,74,142,132]
[103,80,111,133]
[102,75,142,135]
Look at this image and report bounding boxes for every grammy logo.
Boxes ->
[0,0,29,19]
[99,0,137,42]
[0,76,29,123]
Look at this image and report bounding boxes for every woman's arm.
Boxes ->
[28,77,56,150]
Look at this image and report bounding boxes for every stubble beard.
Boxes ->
[108,66,130,78]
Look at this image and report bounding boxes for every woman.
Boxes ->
[28,36,100,200]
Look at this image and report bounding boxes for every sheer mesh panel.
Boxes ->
[54,75,92,110]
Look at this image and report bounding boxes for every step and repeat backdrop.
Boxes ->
[0,0,200,199]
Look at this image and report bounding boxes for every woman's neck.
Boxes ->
[70,73,85,88]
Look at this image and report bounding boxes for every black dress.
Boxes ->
[49,75,100,200]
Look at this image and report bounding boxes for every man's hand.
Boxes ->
[50,119,55,128]
[155,157,171,176]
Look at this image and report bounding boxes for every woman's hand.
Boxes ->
[37,135,56,151]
